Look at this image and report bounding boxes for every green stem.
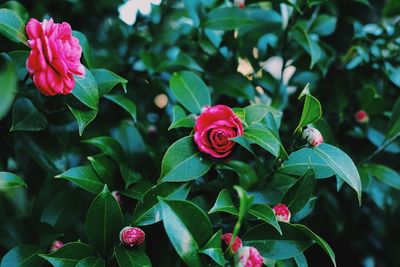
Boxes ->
[359,133,400,165]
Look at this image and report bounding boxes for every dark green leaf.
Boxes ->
[244,124,283,157]
[209,73,255,100]
[87,154,116,185]
[7,50,28,80]
[72,31,93,69]
[72,68,99,110]
[292,26,321,68]
[0,8,27,44]
[0,245,44,267]
[216,161,257,189]
[0,53,17,119]
[76,257,105,267]
[40,242,96,267]
[10,97,47,132]
[199,230,226,266]
[244,104,282,127]
[83,136,125,162]
[55,165,104,194]
[282,169,316,212]
[114,246,151,267]
[310,15,337,36]
[249,204,282,234]
[160,136,213,182]
[92,69,128,96]
[209,189,238,215]
[360,164,400,190]
[86,186,123,256]
[296,85,322,132]
[386,97,400,140]
[68,105,97,136]
[168,105,195,130]
[104,94,137,123]
[0,172,26,191]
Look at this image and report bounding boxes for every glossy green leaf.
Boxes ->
[0,1,28,22]
[40,242,96,267]
[10,97,47,132]
[244,104,283,127]
[231,136,255,156]
[234,185,254,222]
[7,50,28,80]
[159,199,213,267]
[216,161,257,189]
[0,8,27,44]
[360,164,400,190]
[243,223,313,260]
[169,71,210,114]
[293,224,336,267]
[168,105,195,130]
[310,15,337,36]
[249,204,282,234]
[0,53,17,119]
[72,68,99,110]
[76,257,105,267]
[199,230,226,266]
[114,246,152,267]
[209,73,255,100]
[293,26,321,68]
[132,183,190,226]
[244,124,283,157]
[86,186,123,256]
[160,136,213,182]
[73,31,93,69]
[104,94,137,123]
[92,68,128,96]
[68,105,97,136]
[209,189,238,215]
[294,253,308,267]
[386,97,400,140]
[87,154,116,185]
[83,136,125,162]
[120,164,142,188]
[0,245,44,267]
[0,172,26,191]
[55,165,104,194]
[282,169,316,212]
[295,85,322,132]
[314,144,362,203]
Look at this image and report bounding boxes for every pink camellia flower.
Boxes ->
[194,105,243,158]
[221,233,243,253]
[234,246,263,267]
[50,240,64,252]
[120,226,145,247]
[355,110,369,124]
[273,203,291,223]
[112,191,122,205]
[234,0,245,8]
[302,127,323,147]
[26,18,85,96]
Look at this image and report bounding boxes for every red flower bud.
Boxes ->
[234,0,245,8]
[119,227,145,247]
[234,246,263,267]
[355,110,369,124]
[221,233,243,253]
[273,203,291,223]
[302,127,323,147]
[50,240,64,252]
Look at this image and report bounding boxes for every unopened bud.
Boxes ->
[50,240,64,252]
[221,233,242,253]
[273,203,291,223]
[234,0,245,8]
[355,110,369,124]
[119,227,145,247]
[234,246,263,267]
[302,127,323,147]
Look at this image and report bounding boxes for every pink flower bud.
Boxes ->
[50,240,64,252]
[273,203,291,223]
[112,191,122,205]
[120,227,145,247]
[302,127,323,147]
[355,110,369,124]
[234,246,263,267]
[221,233,243,253]
[234,0,245,8]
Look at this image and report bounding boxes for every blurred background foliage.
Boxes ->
[0,0,399,266]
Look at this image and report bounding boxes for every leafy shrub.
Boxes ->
[0,0,399,266]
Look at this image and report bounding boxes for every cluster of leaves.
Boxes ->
[0,0,399,266]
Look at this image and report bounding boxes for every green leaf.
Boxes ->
[72,68,99,110]
[120,164,142,188]
[384,0,400,17]
[310,15,337,36]
[55,165,104,194]
[209,189,238,215]
[83,136,125,162]
[282,169,316,212]
[209,73,255,100]
[244,104,283,127]
[68,105,97,136]
[169,71,211,114]
[360,164,400,190]
[199,230,226,266]
[0,245,44,267]
[293,224,336,267]
[243,223,313,260]
[234,185,254,222]
[87,154,116,185]
[202,8,281,31]
[0,1,29,22]
[159,199,213,267]
[294,253,308,267]
[132,183,190,226]
[160,136,213,182]
[314,144,362,203]
[104,94,137,123]
[40,242,96,267]
[73,31,93,69]
[231,136,255,156]
[0,8,27,44]
[168,105,195,130]
[92,69,128,96]
[386,97,400,140]
[249,204,282,234]
[295,84,322,132]
[7,50,28,80]
[216,161,257,189]
[86,186,123,256]
[292,26,321,68]
[243,124,283,158]
[0,172,26,191]
[10,97,47,132]
[278,147,335,179]
[0,53,17,119]
[76,257,105,267]
[114,246,152,267]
